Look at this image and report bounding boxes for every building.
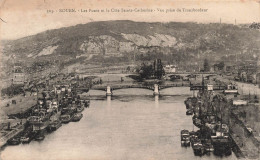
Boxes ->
[164,65,177,73]
[12,67,25,85]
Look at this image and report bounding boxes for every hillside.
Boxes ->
[1,20,260,74]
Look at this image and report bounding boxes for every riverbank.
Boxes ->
[203,76,260,159]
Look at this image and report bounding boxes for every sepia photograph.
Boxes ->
[0,0,260,159]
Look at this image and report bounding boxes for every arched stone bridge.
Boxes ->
[91,83,190,91]
[76,82,191,96]
[75,82,226,96]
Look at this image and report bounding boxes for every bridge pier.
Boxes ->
[153,84,159,96]
[106,86,112,96]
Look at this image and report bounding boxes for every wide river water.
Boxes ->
[1,87,238,160]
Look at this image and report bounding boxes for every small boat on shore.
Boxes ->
[72,113,83,122]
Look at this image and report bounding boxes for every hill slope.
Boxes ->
[1,20,260,72]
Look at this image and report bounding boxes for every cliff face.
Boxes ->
[77,33,177,55]
[1,20,260,67]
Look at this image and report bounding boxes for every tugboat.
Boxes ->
[71,113,83,122]
[181,130,190,146]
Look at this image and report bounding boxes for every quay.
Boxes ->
[0,73,91,149]
[182,75,260,159]
[0,121,25,148]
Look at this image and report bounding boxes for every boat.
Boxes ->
[77,105,84,113]
[47,120,62,132]
[193,117,202,128]
[181,130,190,146]
[191,136,200,147]
[186,109,193,115]
[185,97,198,108]
[7,137,21,145]
[70,105,77,113]
[60,114,72,123]
[189,131,198,141]
[20,131,36,144]
[203,139,214,152]
[20,136,31,144]
[61,107,70,115]
[34,132,45,141]
[71,113,83,122]
[184,98,193,109]
[211,123,232,156]
[84,100,90,108]
[212,137,231,156]
[27,109,51,131]
[193,141,205,156]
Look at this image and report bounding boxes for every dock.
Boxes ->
[0,123,25,148]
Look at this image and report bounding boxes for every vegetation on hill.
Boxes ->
[1,20,259,74]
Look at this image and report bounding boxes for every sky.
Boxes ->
[0,0,259,40]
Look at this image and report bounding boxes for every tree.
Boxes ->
[139,63,154,79]
[218,61,225,70]
[154,63,165,79]
[203,58,210,72]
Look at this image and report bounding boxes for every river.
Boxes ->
[0,87,238,160]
